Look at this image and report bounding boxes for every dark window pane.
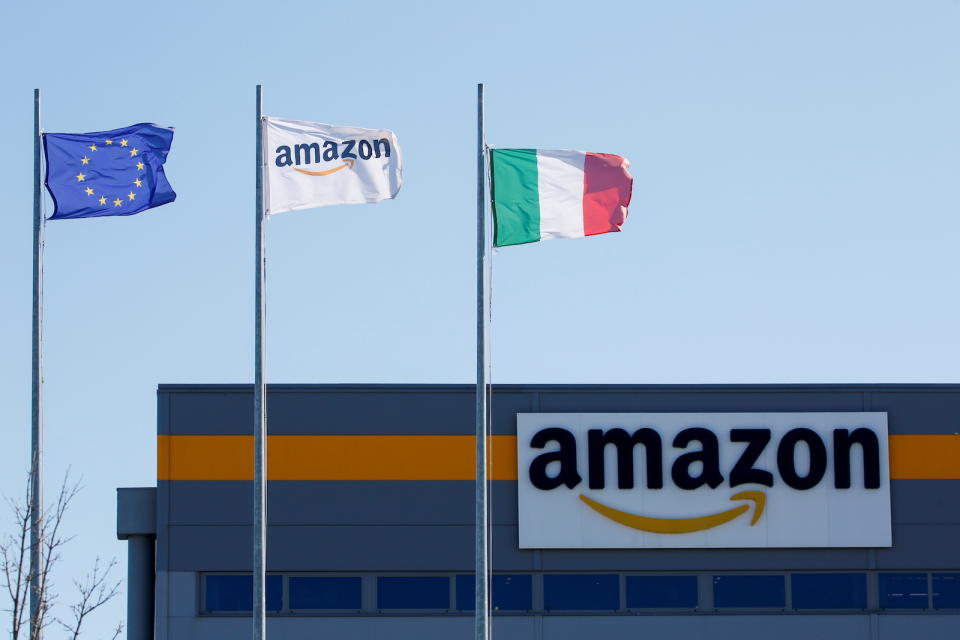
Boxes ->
[879,573,928,609]
[713,575,784,608]
[626,576,697,608]
[377,576,449,609]
[792,574,866,609]
[456,575,533,611]
[289,577,361,610]
[205,574,281,612]
[543,574,619,610]
[455,575,473,611]
[933,574,960,609]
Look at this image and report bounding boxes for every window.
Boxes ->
[377,576,449,609]
[713,575,784,608]
[196,570,960,617]
[204,574,282,612]
[626,576,697,608]
[791,573,866,609]
[456,574,533,611]
[543,574,619,610]
[933,574,960,609]
[879,573,928,609]
[289,576,361,610]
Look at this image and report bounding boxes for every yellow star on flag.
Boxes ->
[128,192,136,201]
[134,179,143,187]
[76,172,86,182]
[136,161,145,171]
[130,148,139,156]
[120,139,128,147]
[99,196,107,205]
[88,144,97,151]
[105,140,113,145]
[81,156,90,165]
[85,187,94,196]
[113,198,122,207]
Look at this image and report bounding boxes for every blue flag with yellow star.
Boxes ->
[43,123,175,220]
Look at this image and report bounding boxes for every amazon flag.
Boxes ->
[263,117,402,214]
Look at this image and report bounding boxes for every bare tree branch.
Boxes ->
[56,557,120,640]
[34,475,80,638]
[0,472,123,640]
[0,479,31,640]
[107,621,123,640]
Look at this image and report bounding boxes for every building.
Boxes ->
[117,383,960,639]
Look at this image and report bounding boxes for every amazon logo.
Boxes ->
[527,424,882,535]
[274,138,392,176]
[579,490,765,534]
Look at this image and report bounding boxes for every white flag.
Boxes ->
[263,117,402,214]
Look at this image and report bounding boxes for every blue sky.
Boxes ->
[1,0,958,636]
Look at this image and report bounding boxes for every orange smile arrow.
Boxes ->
[293,158,356,176]
[579,490,766,534]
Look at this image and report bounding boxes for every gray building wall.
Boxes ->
[152,384,960,639]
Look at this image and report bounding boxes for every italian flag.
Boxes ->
[489,149,633,247]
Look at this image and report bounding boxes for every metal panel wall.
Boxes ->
[153,384,960,640]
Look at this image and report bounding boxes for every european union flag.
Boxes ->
[43,123,175,220]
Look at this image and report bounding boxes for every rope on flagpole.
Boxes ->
[484,141,495,628]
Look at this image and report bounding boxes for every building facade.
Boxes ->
[118,384,960,639]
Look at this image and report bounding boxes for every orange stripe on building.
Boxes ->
[157,435,519,481]
[158,435,254,481]
[157,434,960,481]
[889,435,960,480]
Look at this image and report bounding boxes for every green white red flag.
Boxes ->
[489,149,633,247]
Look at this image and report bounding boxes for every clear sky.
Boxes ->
[1,0,958,636]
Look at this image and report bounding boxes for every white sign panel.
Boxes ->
[517,413,891,549]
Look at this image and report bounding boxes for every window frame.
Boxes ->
[623,573,700,611]
[933,572,960,610]
[375,574,453,613]
[286,574,364,614]
[790,572,869,611]
[711,572,788,611]
[200,572,284,616]
[878,571,932,611]
[541,572,622,612]
[454,573,535,613]
[194,570,960,617]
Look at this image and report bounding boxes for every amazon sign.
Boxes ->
[517,413,891,549]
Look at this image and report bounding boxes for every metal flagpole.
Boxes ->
[474,82,490,640]
[253,84,267,640]
[30,87,45,640]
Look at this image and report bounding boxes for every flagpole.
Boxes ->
[474,82,490,640]
[253,84,267,640]
[30,87,45,640]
